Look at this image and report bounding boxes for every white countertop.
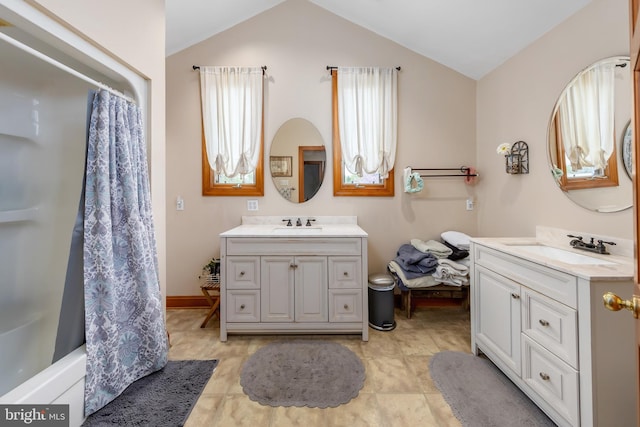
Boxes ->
[220,216,368,238]
[471,236,633,281]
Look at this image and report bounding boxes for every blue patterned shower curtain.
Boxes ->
[83,90,168,415]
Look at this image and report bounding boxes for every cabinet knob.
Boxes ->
[240,304,245,310]
[511,293,520,299]
[290,264,298,269]
[538,319,549,327]
[239,271,245,276]
[539,372,550,381]
[344,304,349,310]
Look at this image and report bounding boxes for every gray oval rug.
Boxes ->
[240,340,365,408]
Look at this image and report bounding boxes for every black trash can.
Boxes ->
[368,273,396,331]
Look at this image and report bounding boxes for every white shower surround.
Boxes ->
[0,2,148,426]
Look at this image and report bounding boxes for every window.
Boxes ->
[199,66,264,196]
[331,69,396,196]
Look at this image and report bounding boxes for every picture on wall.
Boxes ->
[270,156,292,177]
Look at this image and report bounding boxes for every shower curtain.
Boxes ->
[83,90,168,415]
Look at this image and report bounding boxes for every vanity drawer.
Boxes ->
[226,237,362,256]
[226,256,260,289]
[329,289,363,322]
[473,245,577,308]
[522,335,579,426]
[226,290,260,322]
[328,256,362,289]
[522,288,578,369]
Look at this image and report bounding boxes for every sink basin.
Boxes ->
[512,245,616,265]
[272,226,323,234]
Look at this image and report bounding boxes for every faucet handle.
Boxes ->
[598,240,616,246]
[567,234,583,241]
[282,218,292,227]
[306,218,316,227]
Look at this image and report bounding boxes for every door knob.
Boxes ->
[603,292,640,318]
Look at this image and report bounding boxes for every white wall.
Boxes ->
[166,0,478,296]
[476,0,632,239]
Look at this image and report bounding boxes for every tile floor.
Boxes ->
[166,306,471,427]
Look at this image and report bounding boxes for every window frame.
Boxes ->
[331,70,394,197]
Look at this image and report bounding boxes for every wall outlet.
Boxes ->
[247,199,259,211]
[176,196,184,211]
[466,198,474,211]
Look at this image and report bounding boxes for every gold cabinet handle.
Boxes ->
[603,292,640,318]
[539,319,549,327]
[511,293,520,299]
[539,372,550,381]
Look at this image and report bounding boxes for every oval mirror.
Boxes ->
[547,56,632,212]
[270,118,326,203]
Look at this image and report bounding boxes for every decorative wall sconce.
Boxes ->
[497,141,529,174]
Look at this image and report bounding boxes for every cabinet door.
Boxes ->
[261,256,295,322]
[475,264,522,375]
[295,256,328,322]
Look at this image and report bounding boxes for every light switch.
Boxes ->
[176,196,184,211]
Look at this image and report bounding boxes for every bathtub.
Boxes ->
[0,346,87,426]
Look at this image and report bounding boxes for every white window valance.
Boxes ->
[199,66,263,177]
[558,62,615,171]
[337,66,398,179]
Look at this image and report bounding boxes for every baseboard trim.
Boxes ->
[167,295,208,308]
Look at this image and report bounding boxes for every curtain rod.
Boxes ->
[0,32,136,104]
[326,66,401,71]
[192,65,267,74]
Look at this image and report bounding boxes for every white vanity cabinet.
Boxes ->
[471,240,636,427]
[219,218,368,342]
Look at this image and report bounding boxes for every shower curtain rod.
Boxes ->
[192,65,268,74]
[326,66,401,71]
[0,31,135,104]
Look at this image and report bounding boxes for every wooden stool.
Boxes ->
[200,278,220,328]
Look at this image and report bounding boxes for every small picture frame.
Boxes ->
[270,156,292,177]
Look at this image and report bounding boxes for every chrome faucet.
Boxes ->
[567,234,616,255]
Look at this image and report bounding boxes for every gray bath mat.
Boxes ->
[429,351,556,426]
[240,340,365,408]
[82,359,218,426]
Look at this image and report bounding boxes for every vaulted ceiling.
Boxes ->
[165,0,592,80]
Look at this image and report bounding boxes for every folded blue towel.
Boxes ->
[393,244,438,278]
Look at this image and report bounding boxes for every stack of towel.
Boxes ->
[441,231,471,251]
[433,258,469,286]
[441,231,472,266]
[387,231,474,289]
